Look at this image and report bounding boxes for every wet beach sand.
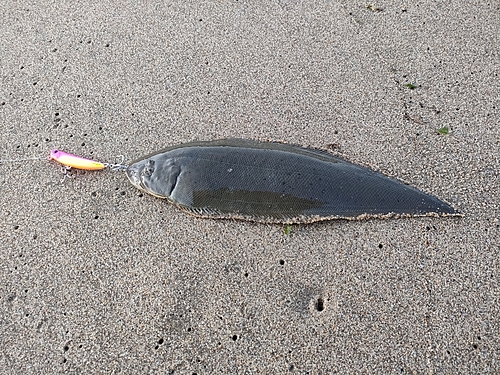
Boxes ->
[1,1,498,373]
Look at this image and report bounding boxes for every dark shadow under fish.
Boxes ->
[126,139,459,224]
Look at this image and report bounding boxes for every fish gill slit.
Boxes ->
[168,167,181,197]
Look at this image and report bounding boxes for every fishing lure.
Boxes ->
[49,149,106,170]
[48,149,127,171]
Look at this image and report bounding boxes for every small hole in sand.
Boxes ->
[316,298,324,312]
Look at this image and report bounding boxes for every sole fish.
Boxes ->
[126,139,459,223]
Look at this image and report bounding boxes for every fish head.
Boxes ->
[126,157,180,199]
[126,158,157,194]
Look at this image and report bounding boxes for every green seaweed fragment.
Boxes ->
[406,83,418,90]
[438,127,449,135]
[284,225,293,235]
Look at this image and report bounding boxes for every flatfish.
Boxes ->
[126,139,459,223]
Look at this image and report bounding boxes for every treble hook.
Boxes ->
[104,155,128,171]
[60,165,74,183]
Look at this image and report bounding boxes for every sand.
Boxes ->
[1,1,498,373]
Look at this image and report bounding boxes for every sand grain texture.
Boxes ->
[0,1,498,374]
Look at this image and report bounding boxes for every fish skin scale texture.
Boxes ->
[126,139,458,224]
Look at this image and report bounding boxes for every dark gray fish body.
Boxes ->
[126,139,458,223]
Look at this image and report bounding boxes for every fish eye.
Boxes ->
[143,159,155,176]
